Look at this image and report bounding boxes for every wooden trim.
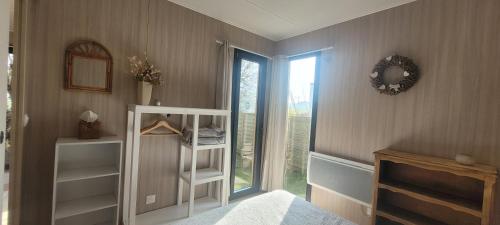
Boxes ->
[481,178,496,225]
[370,157,381,225]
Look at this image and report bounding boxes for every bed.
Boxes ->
[167,190,355,225]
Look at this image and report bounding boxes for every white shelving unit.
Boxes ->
[123,105,231,225]
[52,137,123,225]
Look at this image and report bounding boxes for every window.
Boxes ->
[4,46,13,225]
[283,53,320,199]
[230,49,267,199]
[7,47,13,144]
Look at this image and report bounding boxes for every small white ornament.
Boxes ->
[403,71,410,77]
[378,84,386,90]
[455,154,475,165]
[23,114,29,127]
[80,110,98,123]
[389,84,401,92]
[370,72,378,78]
[386,56,392,61]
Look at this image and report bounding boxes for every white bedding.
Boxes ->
[168,190,356,225]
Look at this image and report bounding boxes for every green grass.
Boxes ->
[233,155,307,199]
[234,155,253,191]
[234,168,252,190]
[284,170,307,198]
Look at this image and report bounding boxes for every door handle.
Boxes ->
[0,131,4,144]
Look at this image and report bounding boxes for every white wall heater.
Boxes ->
[307,152,374,207]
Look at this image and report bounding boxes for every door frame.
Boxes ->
[0,0,10,223]
[8,0,29,224]
[287,51,321,202]
[229,49,267,200]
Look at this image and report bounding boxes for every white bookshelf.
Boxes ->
[123,105,231,225]
[52,137,123,225]
[180,168,224,185]
[57,166,120,183]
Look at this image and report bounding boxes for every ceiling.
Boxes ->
[168,0,415,41]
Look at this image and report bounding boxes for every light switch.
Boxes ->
[146,195,156,205]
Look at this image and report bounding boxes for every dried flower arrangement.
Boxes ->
[128,54,162,86]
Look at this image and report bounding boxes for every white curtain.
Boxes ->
[216,40,234,111]
[261,55,290,191]
[214,40,234,203]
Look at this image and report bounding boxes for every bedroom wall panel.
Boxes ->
[277,0,500,224]
[21,0,274,224]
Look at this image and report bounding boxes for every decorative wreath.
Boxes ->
[370,55,419,95]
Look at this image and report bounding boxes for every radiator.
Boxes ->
[307,152,374,207]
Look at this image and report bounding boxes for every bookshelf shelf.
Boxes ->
[52,137,123,225]
[371,149,497,225]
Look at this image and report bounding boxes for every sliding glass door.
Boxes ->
[230,49,267,199]
[283,52,320,200]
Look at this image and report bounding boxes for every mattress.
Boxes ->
[168,190,356,225]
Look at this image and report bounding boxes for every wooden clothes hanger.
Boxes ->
[140,120,182,136]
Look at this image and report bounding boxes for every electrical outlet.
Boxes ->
[146,195,156,205]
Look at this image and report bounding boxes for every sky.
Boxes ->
[238,59,259,113]
[237,56,317,115]
[288,56,316,114]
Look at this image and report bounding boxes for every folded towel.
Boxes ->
[182,125,226,145]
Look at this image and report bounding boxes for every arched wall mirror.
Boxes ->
[64,40,113,93]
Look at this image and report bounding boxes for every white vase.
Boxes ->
[137,81,153,105]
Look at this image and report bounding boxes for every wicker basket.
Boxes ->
[78,120,101,139]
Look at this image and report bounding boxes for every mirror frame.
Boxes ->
[64,40,113,93]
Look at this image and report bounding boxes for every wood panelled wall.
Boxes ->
[21,0,273,224]
[277,0,500,224]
